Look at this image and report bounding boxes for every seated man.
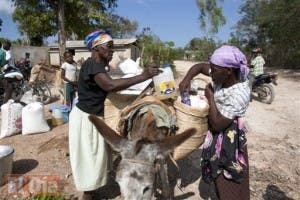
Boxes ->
[250,48,265,77]
[248,48,266,96]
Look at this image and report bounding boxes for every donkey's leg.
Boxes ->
[156,156,172,199]
[82,190,97,200]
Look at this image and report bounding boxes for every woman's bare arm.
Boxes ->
[94,66,159,92]
[179,63,210,94]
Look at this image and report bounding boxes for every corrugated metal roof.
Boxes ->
[113,38,137,45]
[49,38,137,48]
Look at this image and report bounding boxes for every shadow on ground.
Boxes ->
[263,184,295,200]
[12,159,39,174]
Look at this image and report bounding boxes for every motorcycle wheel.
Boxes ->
[11,83,25,102]
[0,88,4,105]
[35,84,52,104]
[257,84,275,104]
[11,90,24,102]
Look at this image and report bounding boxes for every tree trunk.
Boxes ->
[58,0,66,65]
[140,45,145,67]
[56,0,65,88]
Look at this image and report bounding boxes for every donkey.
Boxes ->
[89,108,196,200]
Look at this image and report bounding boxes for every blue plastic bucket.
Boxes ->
[49,104,71,123]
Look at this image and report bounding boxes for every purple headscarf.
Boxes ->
[209,45,249,81]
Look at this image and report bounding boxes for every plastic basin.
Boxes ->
[0,145,14,186]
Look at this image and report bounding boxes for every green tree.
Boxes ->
[236,0,300,67]
[12,0,118,40]
[226,33,243,49]
[236,0,260,46]
[259,0,300,67]
[173,47,185,60]
[196,0,226,34]
[108,14,138,38]
[186,37,217,61]
[0,38,10,45]
[11,0,122,63]
[136,27,178,68]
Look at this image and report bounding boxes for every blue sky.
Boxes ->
[0,0,242,48]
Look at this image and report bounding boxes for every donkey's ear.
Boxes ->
[89,115,126,152]
[158,128,197,155]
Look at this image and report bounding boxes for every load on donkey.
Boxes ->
[89,94,209,200]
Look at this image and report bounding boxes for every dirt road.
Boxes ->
[0,60,299,199]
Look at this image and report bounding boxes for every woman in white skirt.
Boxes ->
[69,30,160,200]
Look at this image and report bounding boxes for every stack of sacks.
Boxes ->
[0,101,51,138]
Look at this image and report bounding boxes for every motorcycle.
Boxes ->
[15,58,31,81]
[0,66,52,105]
[27,79,52,104]
[0,66,25,105]
[252,72,278,104]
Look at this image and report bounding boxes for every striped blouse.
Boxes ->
[213,80,251,120]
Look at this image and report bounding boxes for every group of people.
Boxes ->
[3,29,265,199]
[1,40,78,107]
[67,29,266,200]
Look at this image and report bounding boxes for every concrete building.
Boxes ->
[12,46,49,65]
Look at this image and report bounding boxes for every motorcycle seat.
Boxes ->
[255,73,270,79]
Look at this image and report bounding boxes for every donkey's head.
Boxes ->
[89,113,196,200]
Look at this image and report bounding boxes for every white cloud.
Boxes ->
[0,0,15,14]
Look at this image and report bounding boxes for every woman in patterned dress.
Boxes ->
[179,45,251,200]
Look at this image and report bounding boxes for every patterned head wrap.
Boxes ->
[84,30,113,51]
[209,45,249,81]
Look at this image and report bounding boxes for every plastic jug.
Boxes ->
[50,104,71,123]
[51,109,64,126]
[152,64,176,99]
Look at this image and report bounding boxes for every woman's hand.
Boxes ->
[142,64,160,78]
[179,78,191,95]
[178,63,210,95]
[205,83,214,103]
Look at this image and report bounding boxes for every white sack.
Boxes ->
[4,71,23,80]
[20,89,38,105]
[121,73,152,91]
[189,95,209,109]
[0,100,23,139]
[22,102,50,135]
[118,58,143,74]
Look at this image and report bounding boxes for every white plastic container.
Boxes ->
[152,64,176,99]
[52,109,64,126]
